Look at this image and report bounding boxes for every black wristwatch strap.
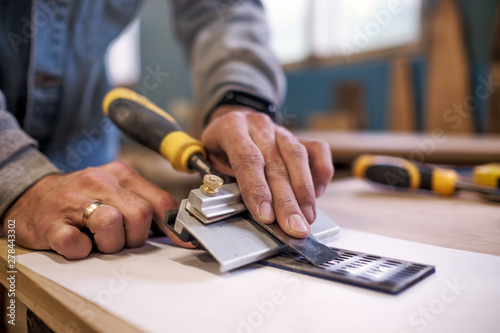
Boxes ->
[206,90,281,125]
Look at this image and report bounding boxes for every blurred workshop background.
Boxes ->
[106,0,500,198]
[108,0,500,134]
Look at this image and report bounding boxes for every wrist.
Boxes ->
[208,105,255,124]
[205,90,280,126]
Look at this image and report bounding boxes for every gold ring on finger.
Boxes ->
[82,201,104,225]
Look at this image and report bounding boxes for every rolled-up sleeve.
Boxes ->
[0,90,61,218]
[170,0,286,119]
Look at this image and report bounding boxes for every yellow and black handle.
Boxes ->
[353,154,458,195]
[474,163,500,189]
[103,88,206,173]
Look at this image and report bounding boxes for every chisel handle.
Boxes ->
[353,154,458,195]
[103,88,205,173]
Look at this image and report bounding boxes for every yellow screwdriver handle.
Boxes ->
[353,154,458,195]
[102,88,205,173]
[473,163,500,188]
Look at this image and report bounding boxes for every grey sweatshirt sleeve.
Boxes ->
[170,0,286,120]
[0,90,61,218]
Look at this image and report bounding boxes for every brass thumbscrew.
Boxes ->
[201,174,224,196]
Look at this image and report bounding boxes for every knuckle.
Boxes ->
[265,159,288,178]
[275,196,297,210]
[326,163,335,180]
[306,138,328,152]
[253,127,275,143]
[51,228,80,251]
[55,191,81,209]
[287,141,308,160]
[295,182,316,201]
[158,192,178,209]
[249,112,273,126]
[98,208,123,231]
[290,143,308,160]
[246,183,271,203]
[130,201,153,223]
[219,110,246,127]
[317,140,330,153]
[319,161,335,181]
[233,150,265,173]
[80,168,106,184]
[108,161,137,177]
[236,140,259,155]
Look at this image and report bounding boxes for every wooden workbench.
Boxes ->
[295,131,500,165]
[1,177,499,332]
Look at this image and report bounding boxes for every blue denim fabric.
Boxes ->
[2,0,285,174]
[3,0,143,171]
[1,0,285,217]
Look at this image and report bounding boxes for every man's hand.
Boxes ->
[202,107,334,238]
[1,162,192,259]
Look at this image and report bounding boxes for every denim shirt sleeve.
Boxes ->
[170,0,286,121]
[0,90,61,218]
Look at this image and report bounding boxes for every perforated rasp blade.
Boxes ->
[260,247,435,294]
[253,219,340,266]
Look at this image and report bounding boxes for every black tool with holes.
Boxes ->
[260,247,435,294]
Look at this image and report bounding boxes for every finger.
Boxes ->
[103,162,194,248]
[103,162,176,222]
[219,116,275,224]
[72,167,152,248]
[165,229,196,248]
[201,116,234,176]
[48,224,93,259]
[250,124,310,238]
[79,184,153,248]
[299,138,334,197]
[106,188,153,248]
[275,128,316,223]
[84,203,125,253]
[207,153,234,177]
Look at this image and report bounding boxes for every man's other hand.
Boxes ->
[1,162,192,259]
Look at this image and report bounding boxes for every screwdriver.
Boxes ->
[474,163,500,189]
[102,88,231,182]
[353,154,500,201]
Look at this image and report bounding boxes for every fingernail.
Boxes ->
[301,204,315,223]
[288,214,309,233]
[259,202,275,222]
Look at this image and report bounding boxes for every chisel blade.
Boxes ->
[252,218,340,266]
